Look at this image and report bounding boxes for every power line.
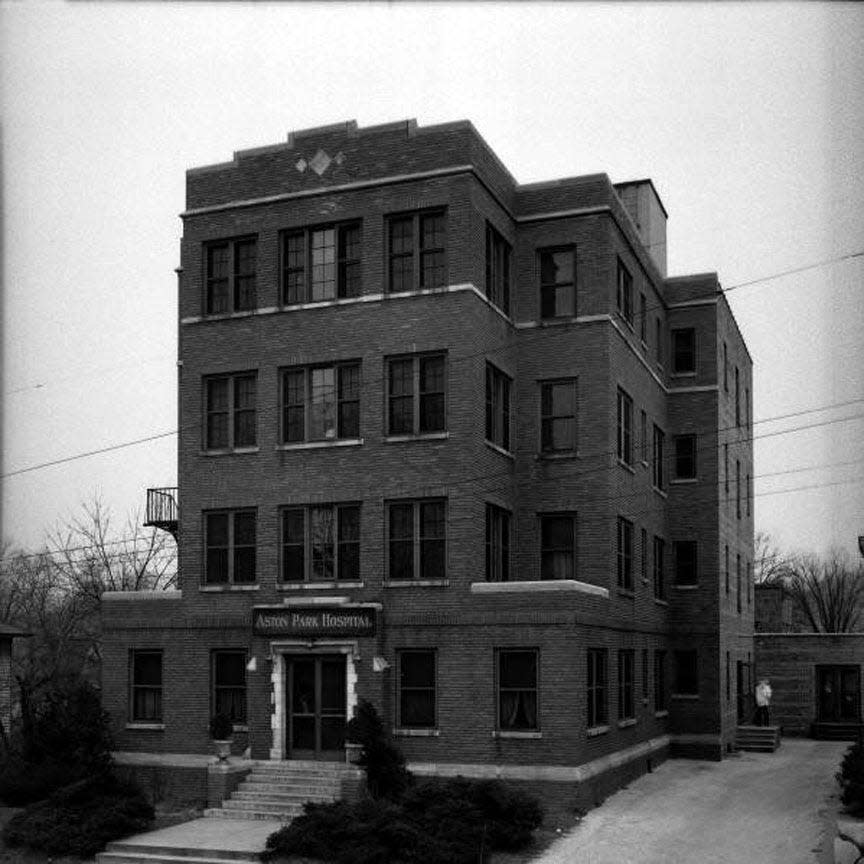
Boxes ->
[723,250,864,292]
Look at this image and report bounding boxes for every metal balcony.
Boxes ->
[144,487,179,540]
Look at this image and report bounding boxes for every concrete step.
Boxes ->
[97,854,258,864]
[222,799,306,813]
[104,844,259,862]
[252,759,351,770]
[204,808,293,822]
[233,790,336,804]
[242,774,342,788]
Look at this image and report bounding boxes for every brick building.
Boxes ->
[101,118,754,788]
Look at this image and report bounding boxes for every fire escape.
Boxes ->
[144,487,179,541]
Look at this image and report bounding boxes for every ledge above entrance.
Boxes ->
[470,580,609,598]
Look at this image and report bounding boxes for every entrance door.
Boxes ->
[737,661,752,722]
[287,655,347,761]
[818,666,861,722]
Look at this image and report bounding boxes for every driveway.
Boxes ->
[534,739,849,864]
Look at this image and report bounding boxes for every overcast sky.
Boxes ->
[2,2,863,561]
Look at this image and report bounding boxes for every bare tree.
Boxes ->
[753,530,792,585]
[782,550,864,633]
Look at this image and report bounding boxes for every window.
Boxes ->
[388,210,446,293]
[205,237,257,314]
[388,500,446,581]
[723,342,728,391]
[652,425,665,490]
[674,434,697,479]
[282,363,360,444]
[640,410,648,463]
[653,536,665,600]
[736,553,742,613]
[618,650,635,721]
[540,379,577,453]
[486,504,511,583]
[485,363,512,450]
[485,223,511,315]
[281,504,360,582]
[398,650,436,728]
[674,650,698,696]
[745,387,750,430]
[655,317,663,365]
[617,259,633,326]
[205,373,257,450]
[735,367,741,425]
[212,650,246,724]
[617,517,634,591]
[674,541,698,586]
[724,443,729,495]
[654,650,667,711]
[387,354,446,436]
[746,472,751,517]
[639,293,647,342]
[641,527,648,583]
[747,559,752,605]
[498,650,538,731]
[726,652,731,700]
[539,247,575,318]
[281,223,361,304]
[725,545,730,595]
[736,459,741,519]
[131,650,162,722]
[540,514,576,580]
[587,648,608,728]
[671,328,696,374]
[617,388,633,466]
[205,510,256,584]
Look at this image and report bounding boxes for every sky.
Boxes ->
[1,2,863,561]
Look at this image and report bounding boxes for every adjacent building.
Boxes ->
[101,118,754,786]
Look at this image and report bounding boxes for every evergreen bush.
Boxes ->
[837,740,864,815]
[345,699,412,801]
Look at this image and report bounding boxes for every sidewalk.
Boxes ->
[533,739,849,864]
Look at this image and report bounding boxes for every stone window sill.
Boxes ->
[538,450,580,461]
[618,459,636,474]
[471,580,608,598]
[653,487,668,498]
[654,710,669,718]
[384,432,449,443]
[654,598,669,607]
[587,725,610,738]
[492,730,542,739]
[670,477,698,485]
[485,440,515,460]
[200,584,260,592]
[617,589,635,599]
[671,693,699,701]
[126,723,165,731]
[393,728,440,737]
[673,584,699,591]
[277,439,363,451]
[232,725,249,733]
[617,718,637,729]
[200,447,260,457]
[384,580,449,588]
[278,581,364,591]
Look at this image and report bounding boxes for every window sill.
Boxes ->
[199,308,266,323]
[654,710,669,719]
[492,730,542,739]
[670,477,698,485]
[232,725,249,733]
[640,459,649,467]
[199,584,261,592]
[617,589,635,599]
[485,440,515,460]
[471,580,609,598]
[538,450,580,461]
[587,725,610,738]
[277,581,364,591]
[673,584,699,591]
[618,459,636,474]
[652,487,668,498]
[671,693,699,701]
[201,447,260,456]
[277,439,363,451]
[384,580,449,588]
[393,728,440,738]
[617,718,637,729]
[384,432,449,443]
[653,597,669,607]
[671,371,697,378]
[126,723,165,731]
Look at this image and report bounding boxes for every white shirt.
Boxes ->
[756,683,772,706]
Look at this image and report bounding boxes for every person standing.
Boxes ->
[755,678,772,726]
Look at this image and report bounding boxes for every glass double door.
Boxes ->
[818,666,861,722]
[286,655,346,761]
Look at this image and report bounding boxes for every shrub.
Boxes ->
[346,700,412,801]
[837,741,864,815]
[209,712,233,740]
[0,682,113,805]
[261,776,544,864]
[2,772,155,857]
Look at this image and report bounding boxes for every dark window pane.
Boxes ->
[206,549,228,584]
[310,506,334,581]
[234,512,256,546]
[233,547,256,583]
[500,651,536,688]
[207,512,229,545]
[134,652,162,686]
[215,652,245,687]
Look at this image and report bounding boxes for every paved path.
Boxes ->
[534,739,848,864]
[116,817,283,854]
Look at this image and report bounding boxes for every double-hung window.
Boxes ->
[674,540,698,586]
[281,504,360,583]
[212,650,247,724]
[540,514,576,580]
[653,536,666,600]
[735,367,741,425]
[281,223,361,304]
[485,363,511,450]
[617,259,633,326]
[641,528,648,583]
[205,237,257,314]
[587,648,608,728]
[725,545,730,595]
[539,247,575,319]
[540,379,577,453]
[736,459,741,519]
[617,516,634,591]
[205,373,257,450]
[639,293,647,342]
[652,425,665,489]
[388,210,447,292]
[617,388,633,466]
[131,650,162,723]
[671,328,696,374]
[736,553,742,612]
[282,363,360,443]
[498,649,538,732]
[388,499,446,581]
[398,650,436,729]
[618,650,635,721]
[387,354,446,436]
[485,504,511,583]
[485,223,512,315]
[673,434,697,479]
[205,510,256,584]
